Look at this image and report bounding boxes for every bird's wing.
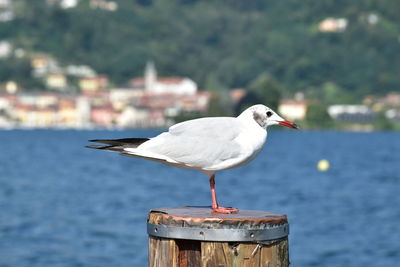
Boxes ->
[168,117,240,139]
[124,117,247,170]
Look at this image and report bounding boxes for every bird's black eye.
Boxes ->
[266,111,273,117]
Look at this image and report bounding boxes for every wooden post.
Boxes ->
[147,207,289,267]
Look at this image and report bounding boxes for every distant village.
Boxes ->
[0,59,212,129]
[0,55,399,130]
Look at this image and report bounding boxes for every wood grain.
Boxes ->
[176,239,201,267]
[147,208,289,267]
[148,237,178,267]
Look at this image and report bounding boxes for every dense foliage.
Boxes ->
[1,0,399,97]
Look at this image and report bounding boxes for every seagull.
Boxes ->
[87,104,298,214]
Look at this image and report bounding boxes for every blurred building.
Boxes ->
[5,81,18,94]
[230,88,247,103]
[109,88,141,111]
[328,105,375,122]
[46,73,67,90]
[0,40,12,58]
[116,106,148,128]
[131,61,197,95]
[65,65,96,77]
[319,18,348,32]
[0,58,209,129]
[79,75,109,92]
[378,92,400,107]
[90,0,118,11]
[386,109,400,122]
[0,0,13,22]
[278,99,308,121]
[31,54,60,78]
[47,0,79,9]
[363,92,400,123]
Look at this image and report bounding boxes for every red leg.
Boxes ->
[209,174,238,214]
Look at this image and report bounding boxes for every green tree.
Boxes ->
[207,91,233,117]
[321,82,354,105]
[204,73,225,92]
[373,111,395,131]
[306,102,333,128]
[248,73,283,111]
[234,91,262,115]
[0,59,44,90]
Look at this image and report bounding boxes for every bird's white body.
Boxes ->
[125,108,268,174]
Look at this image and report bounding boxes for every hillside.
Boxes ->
[1,0,399,98]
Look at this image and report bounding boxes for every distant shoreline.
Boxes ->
[0,126,398,132]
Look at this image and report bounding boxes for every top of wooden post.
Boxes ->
[148,206,287,226]
[147,207,288,242]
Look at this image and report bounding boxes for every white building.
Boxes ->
[65,65,96,77]
[328,105,375,122]
[0,40,12,58]
[60,0,78,9]
[278,99,308,121]
[47,0,79,9]
[116,106,149,128]
[144,61,197,95]
[319,18,348,33]
[0,0,13,22]
[76,96,91,128]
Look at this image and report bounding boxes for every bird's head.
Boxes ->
[240,104,299,130]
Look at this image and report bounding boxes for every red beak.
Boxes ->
[278,120,299,129]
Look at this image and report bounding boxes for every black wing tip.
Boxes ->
[85,145,124,153]
[89,139,103,143]
[86,145,104,149]
[88,139,117,145]
[88,138,150,146]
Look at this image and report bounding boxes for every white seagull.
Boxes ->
[87,104,298,214]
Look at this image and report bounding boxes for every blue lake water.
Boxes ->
[0,130,399,266]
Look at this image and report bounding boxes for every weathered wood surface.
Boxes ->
[148,207,289,267]
[148,237,178,267]
[176,240,201,267]
[201,239,288,267]
[148,207,287,227]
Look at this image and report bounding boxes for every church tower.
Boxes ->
[145,61,157,92]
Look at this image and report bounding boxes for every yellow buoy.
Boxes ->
[317,159,330,171]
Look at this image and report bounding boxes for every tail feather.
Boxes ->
[85,145,104,149]
[87,138,181,167]
[87,138,150,153]
[89,138,149,146]
[85,145,124,152]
